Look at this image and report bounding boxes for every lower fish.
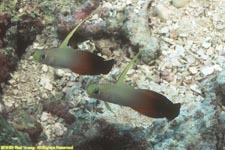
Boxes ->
[33,47,115,75]
[87,83,181,120]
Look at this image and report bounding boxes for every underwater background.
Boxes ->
[0,0,225,149]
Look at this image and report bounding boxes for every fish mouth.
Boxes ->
[86,84,98,96]
[32,50,42,61]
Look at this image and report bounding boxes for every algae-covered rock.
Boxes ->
[0,52,17,83]
[43,100,76,125]
[0,1,44,84]
[0,116,32,145]
[147,93,223,150]
[59,115,151,150]
[215,63,225,112]
[216,69,225,105]
[0,12,11,48]
[0,12,17,84]
[122,0,160,63]
[12,112,43,144]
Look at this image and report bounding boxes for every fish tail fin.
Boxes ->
[101,59,115,74]
[128,90,181,120]
[166,103,181,121]
[72,51,115,75]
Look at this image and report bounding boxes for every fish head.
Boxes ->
[33,50,48,63]
[33,49,57,66]
[87,84,102,98]
[87,84,100,97]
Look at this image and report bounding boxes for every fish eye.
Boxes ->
[93,87,100,95]
[40,52,46,60]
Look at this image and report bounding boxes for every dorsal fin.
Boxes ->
[104,50,142,114]
[59,15,91,48]
[116,50,142,84]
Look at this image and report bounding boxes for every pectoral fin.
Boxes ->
[104,102,115,114]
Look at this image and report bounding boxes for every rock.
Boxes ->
[153,4,170,21]
[171,0,189,8]
[94,39,118,57]
[170,30,178,39]
[216,69,225,97]
[43,101,76,124]
[41,64,48,72]
[60,117,150,149]
[160,70,170,76]
[39,77,53,91]
[140,37,160,64]
[0,12,11,48]
[202,37,212,49]
[149,92,223,150]
[124,1,160,64]
[159,27,169,35]
[215,44,223,52]
[189,66,198,74]
[190,84,202,94]
[171,57,182,67]
[4,100,14,108]
[86,98,97,104]
[175,45,185,56]
[186,55,196,64]
[201,66,214,76]
[5,3,44,58]
[215,23,225,30]
[160,70,174,82]
[179,33,189,37]
[162,74,174,82]
[12,113,43,143]
[40,112,49,122]
[197,49,208,60]
[54,123,66,136]
[0,12,18,80]
[220,111,225,125]
[127,69,135,75]
[0,103,4,114]
[202,41,211,49]
[110,68,121,76]
[12,89,19,95]
[55,69,65,78]
[8,79,16,85]
[0,53,17,83]
[0,116,32,145]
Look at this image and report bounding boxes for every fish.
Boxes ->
[87,83,181,120]
[33,47,115,75]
